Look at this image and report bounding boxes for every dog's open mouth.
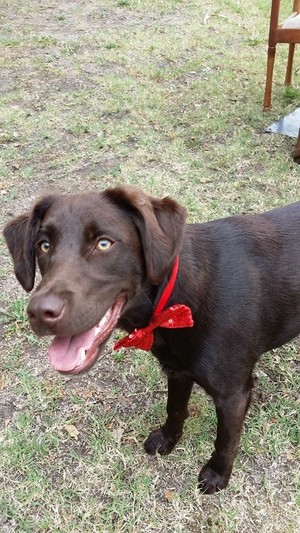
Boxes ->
[48,297,126,374]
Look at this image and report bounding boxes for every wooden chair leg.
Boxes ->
[285,43,295,85]
[264,46,276,111]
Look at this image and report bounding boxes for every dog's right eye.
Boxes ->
[38,241,50,254]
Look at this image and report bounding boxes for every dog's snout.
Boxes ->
[27,294,65,326]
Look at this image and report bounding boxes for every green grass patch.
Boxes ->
[0,0,299,532]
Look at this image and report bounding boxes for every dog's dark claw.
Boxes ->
[198,465,229,494]
[144,428,181,455]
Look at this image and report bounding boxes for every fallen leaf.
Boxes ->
[0,375,7,389]
[286,449,294,461]
[64,424,79,439]
[164,489,174,502]
[112,426,124,445]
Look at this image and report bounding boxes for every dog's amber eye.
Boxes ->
[39,241,50,254]
[96,238,113,252]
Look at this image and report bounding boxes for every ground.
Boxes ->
[0,1,299,532]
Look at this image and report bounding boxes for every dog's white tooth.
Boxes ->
[77,347,86,364]
[99,315,108,328]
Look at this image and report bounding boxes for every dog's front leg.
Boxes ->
[144,374,194,455]
[198,382,253,494]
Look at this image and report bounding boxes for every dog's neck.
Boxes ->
[119,258,179,330]
[116,257,194,350]
[153,256,180,313]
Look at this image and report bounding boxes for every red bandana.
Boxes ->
[114,256,194,351]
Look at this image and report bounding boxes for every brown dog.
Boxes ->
[3,187,300,493]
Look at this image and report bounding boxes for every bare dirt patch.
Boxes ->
[0,1,299,532]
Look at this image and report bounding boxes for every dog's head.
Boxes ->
[3,186,187,373]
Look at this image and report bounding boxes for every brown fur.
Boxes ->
[3,187,300,493]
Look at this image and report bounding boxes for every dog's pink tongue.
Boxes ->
[48,327,96,372]
[47,298,126,373]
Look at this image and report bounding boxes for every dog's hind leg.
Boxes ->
[198,375,254,494]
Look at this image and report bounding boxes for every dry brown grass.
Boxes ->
[0,1,299,531]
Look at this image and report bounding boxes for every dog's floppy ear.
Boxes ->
[3,195,59,292]
[104,186,187,284]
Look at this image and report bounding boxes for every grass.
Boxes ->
[0,0,299,532]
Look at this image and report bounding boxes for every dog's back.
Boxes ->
[186,201,300,355]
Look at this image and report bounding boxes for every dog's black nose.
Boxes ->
[27,294,65,326]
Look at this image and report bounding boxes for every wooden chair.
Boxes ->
[264,0,300,111]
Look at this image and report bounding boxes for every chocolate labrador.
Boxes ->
[3,187,300,493]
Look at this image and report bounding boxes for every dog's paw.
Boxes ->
[198,465,229,495]
[144,428,181,455]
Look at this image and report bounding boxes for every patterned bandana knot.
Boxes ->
[114,257,194,352]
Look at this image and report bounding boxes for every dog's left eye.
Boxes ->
[96,238,113,252]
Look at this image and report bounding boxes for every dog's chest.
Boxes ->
[151,330,195,374]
